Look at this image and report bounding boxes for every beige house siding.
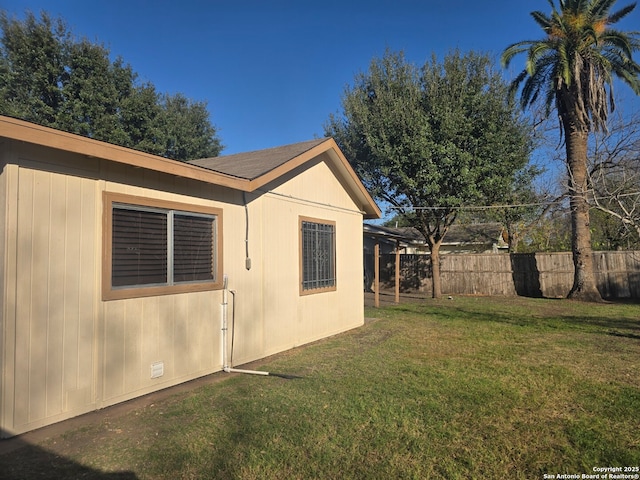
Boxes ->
[0,152,14,437]
[1,145,101,434]
[100,291,220,406]
[203,158,365,366]
[1,131,371,437]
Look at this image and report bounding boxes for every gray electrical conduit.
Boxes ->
[221,275,301,379]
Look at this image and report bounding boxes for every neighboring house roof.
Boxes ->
[363,223,424,247]
[0,116,381,218]
[364,222,507,250]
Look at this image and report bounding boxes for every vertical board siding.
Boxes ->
[0,160,13,434]
[261,193,298,354]
[101,290,220,405]
[225,194,265,367]
[13,167,98,431]
[124,299,143,394]
[173,294,190,378]
[256,162,365,359]
[103,300,126,400]
[4,147,367,436]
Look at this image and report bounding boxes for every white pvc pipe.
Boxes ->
[221,275,229,370]
[223,367,269,376]
[221,275,272,377]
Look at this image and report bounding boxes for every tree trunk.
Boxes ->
[564,126,603,302]
[430,241,442,299]
[507,228,520,253]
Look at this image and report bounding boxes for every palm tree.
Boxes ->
[502,0,640,301]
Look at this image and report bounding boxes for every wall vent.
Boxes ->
[151,361,164,379]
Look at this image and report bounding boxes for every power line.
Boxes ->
[388,191,640,212]
[388,200,564,211]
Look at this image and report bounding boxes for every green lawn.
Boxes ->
[2,296,639,479]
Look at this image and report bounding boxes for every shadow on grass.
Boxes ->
[132,377,310,479]
[607,330,640,340]
[389,300,640,338]
[0,430,137,480]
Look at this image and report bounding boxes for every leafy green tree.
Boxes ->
[517,208,573,252]
[119,83,166,156]
[0,10,222,160]
[501,0,640,301]
[160,93,221,161]
[0,10,67,126]
[479,166,557,253]
[57,39,134,145]
[326,50,534,298]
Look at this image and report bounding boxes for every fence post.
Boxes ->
[374,242,380,308]
[395,241,401,304]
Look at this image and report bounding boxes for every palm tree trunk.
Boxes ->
[564,126,603,302]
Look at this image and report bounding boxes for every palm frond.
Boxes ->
[544,86,558,118]
[589,0,619,18]
[531,10,553,30]
[558,42,572,85]
[519,73,537,108]
[608,57,640,93]
[527,41,556,75]
[575,0,591,14]
[607,2,637,23]
[507,69,530,103]
[550,8,566,32]
[501,41,538,67]
[601,29,639,58]
[519,53,558,111]
[583,25,600,45]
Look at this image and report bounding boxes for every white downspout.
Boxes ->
[221,274,270,376]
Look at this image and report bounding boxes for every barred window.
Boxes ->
[103,193,222,300]
[300,217,336,294]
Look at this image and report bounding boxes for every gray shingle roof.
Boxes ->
[187,138,328,180]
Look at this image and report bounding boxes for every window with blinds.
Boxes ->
[112,207,168,287]
[173,214,215,283]
[300,217,336,294]
[103,192,222,300]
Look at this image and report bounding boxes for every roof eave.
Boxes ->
[1,116,381,218]
[0,115,248,190]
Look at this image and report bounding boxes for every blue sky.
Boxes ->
[4,0,640,155]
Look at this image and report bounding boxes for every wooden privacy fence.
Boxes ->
[374,251,640,299]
